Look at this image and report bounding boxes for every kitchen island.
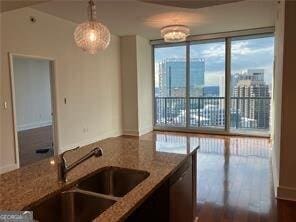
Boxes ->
[0,132,198,222]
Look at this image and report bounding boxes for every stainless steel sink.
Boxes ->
[27,190,116,222]
[27,167,149,221]
[78,167,150,197]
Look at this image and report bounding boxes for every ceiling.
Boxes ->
[3,0,276,40]
[0,0,244,12]
[140,0,243,9]
[0,0,48,12]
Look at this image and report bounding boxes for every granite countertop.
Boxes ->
[0,134,197,222]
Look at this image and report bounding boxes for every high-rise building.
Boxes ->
[158,58,205,97]
[218,75,225,97]
[202,86,219,97]
[232,69,270,129]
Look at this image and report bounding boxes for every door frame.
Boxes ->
[8,53,59,168]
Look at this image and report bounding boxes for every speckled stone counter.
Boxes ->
[0,133,197,222]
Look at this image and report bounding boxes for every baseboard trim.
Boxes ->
[0,163,18,174]
[139,126,153,136]
[123,129,139,136]
[271,149,279,197]
[277,185,296,201]
[17,121,52,131]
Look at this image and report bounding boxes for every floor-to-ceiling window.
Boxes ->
[153,31,274,135]
[189,40,226,129]
[230,35,274,133]
[154,45,187,127]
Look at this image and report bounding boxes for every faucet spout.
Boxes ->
[58,147,103,182]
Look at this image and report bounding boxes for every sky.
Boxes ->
[155,36,274,86]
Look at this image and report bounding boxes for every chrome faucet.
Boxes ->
[58,146,103,182]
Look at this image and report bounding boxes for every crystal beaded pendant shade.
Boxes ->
[74,0,110,54]
[161,25,190,43]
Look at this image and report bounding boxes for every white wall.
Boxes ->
[273,0,296,201]
[0,7,122,172]
[272,0,284,196]
[120,35,153,136]
[136,36,153,135]
[276,0,296,201]
[120,36,139,135]
[13,57,52,131]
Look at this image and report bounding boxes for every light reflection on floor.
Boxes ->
[145,132,274,221]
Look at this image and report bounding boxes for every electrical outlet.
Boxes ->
[3,101,8,109]
[83,128,88,133]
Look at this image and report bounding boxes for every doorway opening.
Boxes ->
[9,54,58,167]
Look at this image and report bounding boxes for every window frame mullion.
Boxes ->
[225,37,231,132]
[185,42,190,128]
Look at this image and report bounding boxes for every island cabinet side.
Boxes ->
[169,151,197,222]
[126,151,197,222]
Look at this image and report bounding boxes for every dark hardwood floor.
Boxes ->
[18,125,54,166]
[141,131,296,222]
[14,129,296,221]
[195,135,274,222]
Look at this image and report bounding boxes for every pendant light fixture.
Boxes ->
[161,25,190,43]
[74,0,110,54]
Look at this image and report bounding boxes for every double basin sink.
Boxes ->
[27,167,150,222]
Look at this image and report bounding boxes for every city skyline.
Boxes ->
[156,64,269,98]
[155,68,271,130]
[154,36,274,87]
[157,58,205,97]
[154,36,274,132]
